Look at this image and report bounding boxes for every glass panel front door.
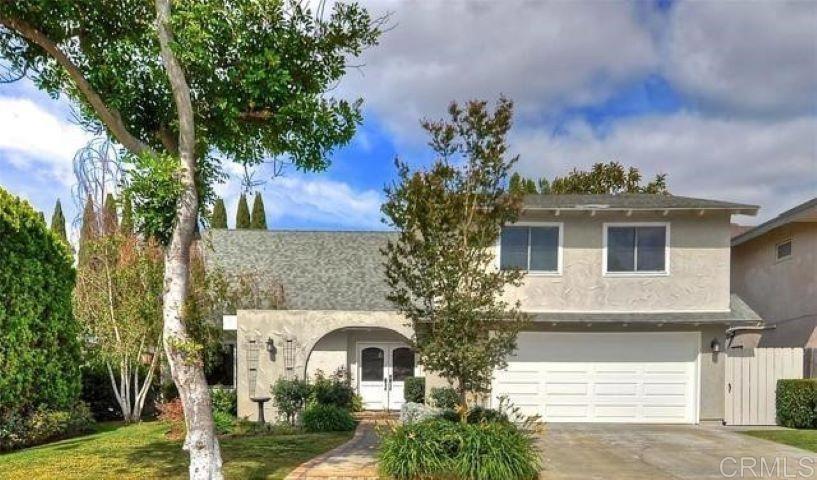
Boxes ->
[357,343,414,411]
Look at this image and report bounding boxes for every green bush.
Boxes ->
[271,378,311,424]
[350,394,364,412]
[0,188,81,418]
[466,406,509,424]
[404,377,425,403]
[0,402,95,452]
[302,404,357,432]
[212,411,235,435]
[379,418,540,480]
[211,388,237,417]
[777,379,817,428]
[311,374,354,409]
[430,387,459,409]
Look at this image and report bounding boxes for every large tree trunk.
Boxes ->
[155,1,223,478]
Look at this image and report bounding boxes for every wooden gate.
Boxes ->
[725,348,803,425]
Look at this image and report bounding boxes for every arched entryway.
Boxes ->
[305,326,415,411]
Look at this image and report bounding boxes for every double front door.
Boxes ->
[358,343,414,411]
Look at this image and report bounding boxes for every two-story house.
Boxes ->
[207,194,761,425]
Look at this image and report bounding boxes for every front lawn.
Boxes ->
[743,429,817,453]
[0,421,351,480]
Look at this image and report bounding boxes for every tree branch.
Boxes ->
[0,15,154,156]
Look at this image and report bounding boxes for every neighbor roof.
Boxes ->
[732,197,817,247]
[205,230,395,310]
[522,194,758,214]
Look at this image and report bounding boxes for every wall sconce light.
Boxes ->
[710,338,721,353]
[266,338,276,361]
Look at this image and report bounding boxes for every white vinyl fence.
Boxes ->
[725,348,804,426]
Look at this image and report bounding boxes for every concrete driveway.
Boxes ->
[537,424,817,480]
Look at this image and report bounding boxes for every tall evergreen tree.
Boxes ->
[102,193,118,234]
[211,198,227,229]
[78,196,97,263]
[250,193,267,230]
[120,194,134,235]
[50,199,67,243]
[235,194,250,229]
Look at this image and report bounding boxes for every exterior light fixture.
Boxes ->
[710,338,721,353]
[266,338,276,361]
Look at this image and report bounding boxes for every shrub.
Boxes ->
[156,398,185,439]
[430,387,459,409]
[271,378,311,424]
[777,379,817,428]
[211,388,237,417]
[404,377,425,404]
[0,188,81,418]
[311,373,354,409]
[350,394,364,412]
[213,411,235,435]
[400,402,439,424]
[378,418,540,480]
[302,404,356,432]
[0,402,95,452]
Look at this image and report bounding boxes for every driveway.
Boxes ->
[537,424,817,480]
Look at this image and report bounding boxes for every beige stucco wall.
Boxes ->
[504,211,733,312]
[732,222,817,325]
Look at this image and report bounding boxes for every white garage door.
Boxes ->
[492,332,699,424]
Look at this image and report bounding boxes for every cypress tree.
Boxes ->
[103,193,118,234]
[120,193,134,235]
[78,196,97,263]
[250,193,267,230]
[50,199,68,242]
[211,198,228,229]
[235,194,250,229]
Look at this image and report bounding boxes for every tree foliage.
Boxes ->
[250,193,267,230]
[78,195,97,264]
[382,98,528,420]
[210,198,227,229]
[50,199,67,243]
[235,194,250,229]
[0,187,81,418]
[550,161,668,194]
[509,172,550,195]
[120,193,134,235]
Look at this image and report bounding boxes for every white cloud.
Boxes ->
[0,97,92,185]
[664,1,817,116]
[340,1,658,141]
[512,112,817,223]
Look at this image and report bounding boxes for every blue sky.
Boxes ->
[1,0,815,242]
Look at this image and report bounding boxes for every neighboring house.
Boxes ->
[730,198,817,350]
[206,193,761,425]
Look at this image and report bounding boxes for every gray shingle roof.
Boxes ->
[523,194,758,213]
[204,230,395,310]
[732,196,817,246]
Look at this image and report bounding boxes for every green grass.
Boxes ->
[0,421,352,480]
[743,429,817,453]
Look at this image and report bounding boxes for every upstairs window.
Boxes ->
[776,239,792,261]
[500,225,560,273]
[605,224,668,274]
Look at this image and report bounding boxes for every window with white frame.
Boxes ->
[605,224,668,274]
[776,239,792,261]
[499,225,560,272]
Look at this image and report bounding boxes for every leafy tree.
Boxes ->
[551,161,668,194]
[0,187,81,418]
[210,198,227,229]
[509,173,538,195]
[250,193,267,230]
[120,193,134,235]
[235,194,250,229]
[103,193,118,234]
[382,98,528,422]
[0,2,381,475]
[50,199,67,243]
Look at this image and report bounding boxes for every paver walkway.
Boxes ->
[285,416,388,480]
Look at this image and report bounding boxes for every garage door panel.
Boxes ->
[493,332,699,424]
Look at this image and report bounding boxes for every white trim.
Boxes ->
[222,315,237,331]
[520,308,731,314]
[774,238,792,262]
[602,222,670,277]
[695,330,702,424]
[496,222,564,275]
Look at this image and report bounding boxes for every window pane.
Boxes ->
[607,227,635,272]
[636,227,666,271]
[391,348,415,382]
[361,347,384,381]
[530,227,559,271]
[777,241,792,259]
[500,227,529,270]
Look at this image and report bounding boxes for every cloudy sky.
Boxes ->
[1,0,815,238]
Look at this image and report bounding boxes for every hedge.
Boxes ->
[404,377,425,404]
[0,188,81,418]
[777,379,817,428]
